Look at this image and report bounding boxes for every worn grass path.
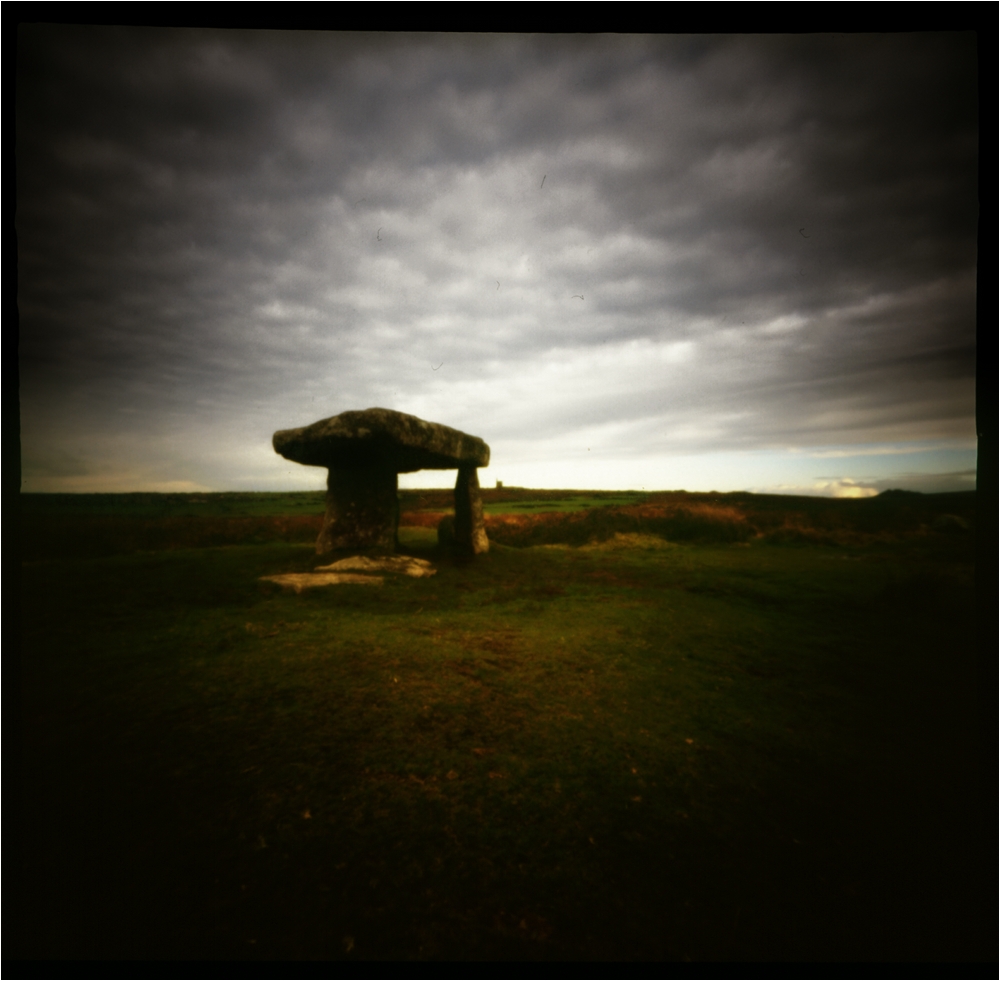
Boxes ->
[13,528,988,961]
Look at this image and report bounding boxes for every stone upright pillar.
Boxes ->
[316,466,399,555]
[453,464,489,555]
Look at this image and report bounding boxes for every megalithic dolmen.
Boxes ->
[273,407,490,556]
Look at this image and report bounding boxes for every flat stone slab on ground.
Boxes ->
[315,556,436,578]
[260,572,384,593]
[260,555,437,593]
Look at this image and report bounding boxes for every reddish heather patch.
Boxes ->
[399,511,450,528]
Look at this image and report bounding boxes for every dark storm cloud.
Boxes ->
[15,28,978,490]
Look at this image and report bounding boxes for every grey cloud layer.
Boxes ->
[16,28,978,488]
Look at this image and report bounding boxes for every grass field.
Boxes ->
[12,489,989,961]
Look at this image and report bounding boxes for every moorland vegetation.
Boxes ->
[18,486,977,558]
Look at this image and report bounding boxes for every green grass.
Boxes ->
[17,488,647,520]
[401,488,651,515]
[481,493,648,514]
[12,494,988,961]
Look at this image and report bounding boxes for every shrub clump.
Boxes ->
[485,502,755,548]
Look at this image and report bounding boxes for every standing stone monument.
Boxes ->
[273,408,490,556]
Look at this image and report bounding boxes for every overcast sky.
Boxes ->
[16,28,979,496]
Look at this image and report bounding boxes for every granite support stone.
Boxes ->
[316,466,399,555]
[453,464,489,555]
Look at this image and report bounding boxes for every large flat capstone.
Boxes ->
[273,408,489,472]
[272,408,490,557]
